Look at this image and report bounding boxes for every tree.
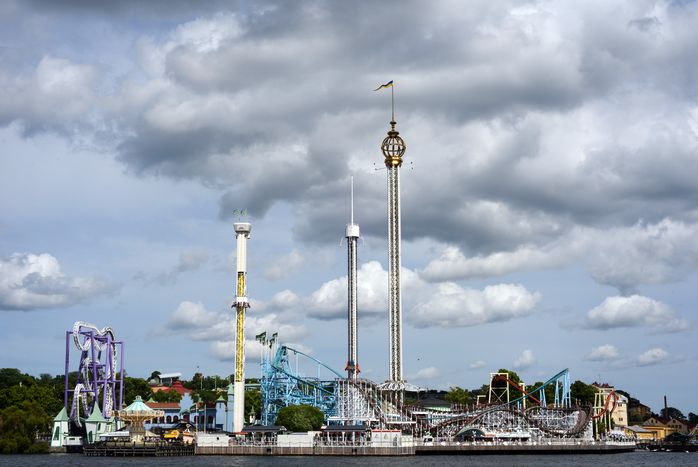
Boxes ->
[570,380,596,407]
[660,407,685,420]
[184,372,203,391]
[194,389,217,404]
[275,405,324,432]
[245,389,261,421]
[688,412,698,425]
[0,382,63,417]
[0,369,34,390]
[148,371,161,383]
[122,376,152,406]
[596,420,607,437]
[445,387,470,406]
[0,401,51,454]
[152,389,182,403]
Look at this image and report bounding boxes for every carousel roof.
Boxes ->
[123,395,153,413]
[118,395,164,420]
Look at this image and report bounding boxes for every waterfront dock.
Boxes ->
[416,441,637,455]
[197,445,414,456]
[83,441,195,457]
[195,440,637,456]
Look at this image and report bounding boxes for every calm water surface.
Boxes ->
[0,452,695,467]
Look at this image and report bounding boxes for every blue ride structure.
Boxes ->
[258,333,591,439]
[259,337,343,426]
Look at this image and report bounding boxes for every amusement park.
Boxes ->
[28,93,693,457]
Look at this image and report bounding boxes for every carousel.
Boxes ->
[117,395,164,442]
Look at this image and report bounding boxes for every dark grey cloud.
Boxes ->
[2,0,698,288]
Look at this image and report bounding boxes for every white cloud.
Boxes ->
[410,283,541,329]
[263,249,304,281]
[0,252,111,311]
[637,348,669,366]
[0,56,98,135]
[166,301,218,330]
[209,339,265,363]
[304,260,541,329]
[585,344,620,362]
[513,349,535,370]
[162,299,309,361]
[469,360,486,369]
[420,243,572,282]
[306,261,399,319]
[585,295,689,333]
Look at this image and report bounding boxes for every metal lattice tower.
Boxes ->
[345,176,360,380]
[382,117,406,392]
[233,222,251,433]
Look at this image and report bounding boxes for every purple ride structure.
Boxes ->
[63,321,124,429]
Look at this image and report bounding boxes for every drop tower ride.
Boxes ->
[345,177,360,380]
[233,222,251,433]
[379,83,407,396]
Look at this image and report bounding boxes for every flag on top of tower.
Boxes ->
[373,80,393,91]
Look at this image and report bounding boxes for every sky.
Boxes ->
[1,0,697,415]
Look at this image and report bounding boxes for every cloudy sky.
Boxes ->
[1,0,697,414]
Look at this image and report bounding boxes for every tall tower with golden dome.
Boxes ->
[380,89,407,395]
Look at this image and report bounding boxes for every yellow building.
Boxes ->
[642,416,678,440]
[623,425,656,441]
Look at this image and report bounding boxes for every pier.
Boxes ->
[194,439,637,456]
[197,445,414,456]
[83,441,194,457]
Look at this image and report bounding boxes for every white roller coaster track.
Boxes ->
[70,321,118,423]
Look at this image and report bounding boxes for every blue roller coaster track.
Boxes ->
[261,344,343,425]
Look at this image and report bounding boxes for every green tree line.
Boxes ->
[0,368,261,454]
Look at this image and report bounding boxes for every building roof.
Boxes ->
[86,404,106,423]
[643,416,685,427]
[151,380,192,395]
[170,380,191,394]
[592,382,614,390]
[146,402,180,410]
[158,372,182,379]
[53,407,69,422]
[227,383,234,395]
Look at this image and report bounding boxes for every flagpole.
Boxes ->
[391,84,395,122]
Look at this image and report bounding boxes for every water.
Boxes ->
[0,452,695,467]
